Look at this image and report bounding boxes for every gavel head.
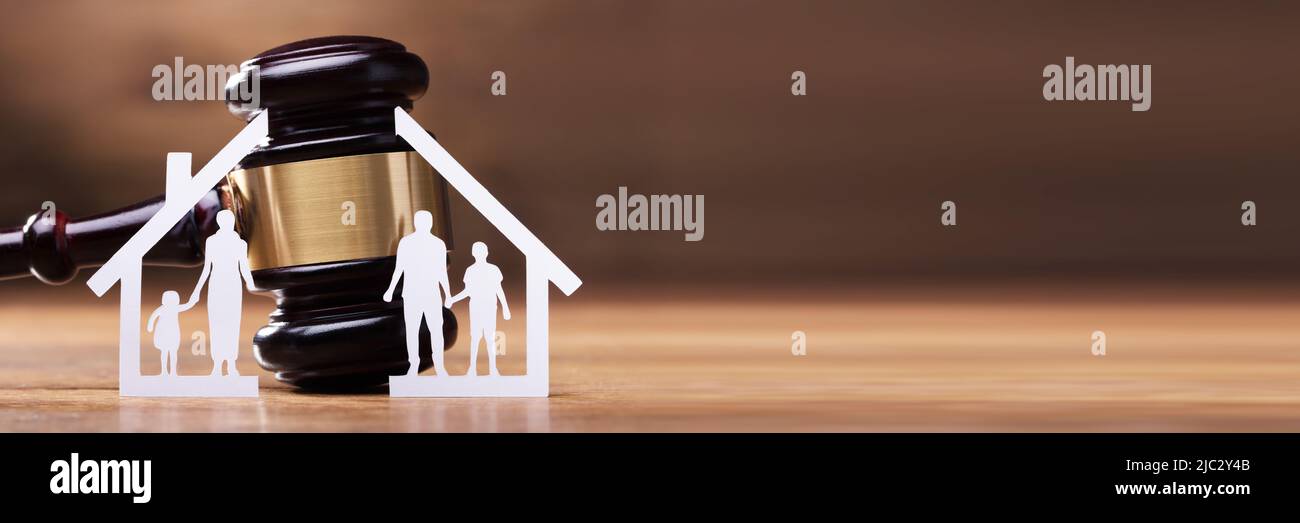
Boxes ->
[220,36,456,390]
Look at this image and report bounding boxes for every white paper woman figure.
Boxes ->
[186,210,257,377]
[382,210,452,376]
[146,290,195,377]
[447,242,510,377]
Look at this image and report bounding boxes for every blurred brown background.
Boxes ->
[2,0,1298,289]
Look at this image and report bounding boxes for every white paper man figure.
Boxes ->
[186,210,257,377]
[448,242,510,376]
[146,290,195,377]
[383,210,452,376]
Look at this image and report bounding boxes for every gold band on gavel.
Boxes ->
[224,151,452,271]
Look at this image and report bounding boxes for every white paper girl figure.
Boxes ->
[146,290,195,377]
[447,242,510,376]
[186,210,257,377]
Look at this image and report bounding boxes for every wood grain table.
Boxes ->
[2,282,1300,432]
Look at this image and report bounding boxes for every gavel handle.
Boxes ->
[0,189,223,285]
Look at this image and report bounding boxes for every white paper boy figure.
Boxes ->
[448,242,510,376]
[146,290,195,377]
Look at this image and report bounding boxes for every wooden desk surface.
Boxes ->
[2,283,1299,432]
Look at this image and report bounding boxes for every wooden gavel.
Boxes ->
[0,36,458,390]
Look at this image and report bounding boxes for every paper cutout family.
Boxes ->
[88,109,581,398]
[383,212,511,377]
[153,209,507,379]
[145,209,252,378]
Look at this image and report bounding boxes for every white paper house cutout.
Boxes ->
[85,108,580,398]
[390,107,581,397]
[86,112,269,397]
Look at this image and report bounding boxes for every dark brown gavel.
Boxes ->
[0,36,458,390]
